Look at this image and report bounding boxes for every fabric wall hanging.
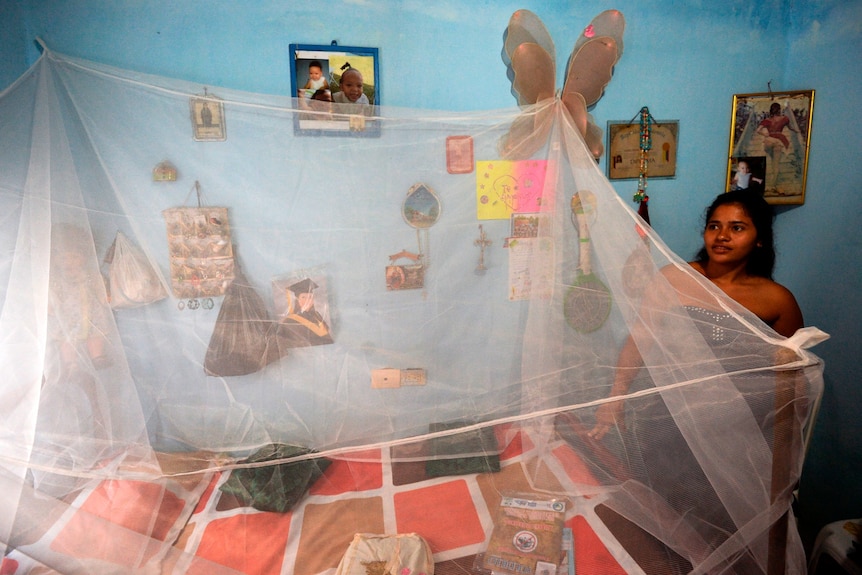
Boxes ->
[163,183,235,301]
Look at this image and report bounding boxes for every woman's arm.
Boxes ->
[588,334,644,440]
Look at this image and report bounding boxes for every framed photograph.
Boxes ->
[190,94,226,141]
[289,43,380,137]
[607,120,679,180]
[726,90,814,205]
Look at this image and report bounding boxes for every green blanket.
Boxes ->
[219,444,331,513]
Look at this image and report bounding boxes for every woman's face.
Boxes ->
[703,203,759,267]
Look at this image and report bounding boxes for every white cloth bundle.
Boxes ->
[336,533,434,575]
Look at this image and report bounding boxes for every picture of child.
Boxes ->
[332,68,370,105]
[301,60,329,94]
[730,157,765,193]
[290,46,379,134]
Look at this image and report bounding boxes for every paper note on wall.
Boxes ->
[476,160,548,220]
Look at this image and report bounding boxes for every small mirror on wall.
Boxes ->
[402,184,441,229]
[289,43,380,137]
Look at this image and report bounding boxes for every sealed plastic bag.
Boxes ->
[476,494,566,575]
[104,231,168,308]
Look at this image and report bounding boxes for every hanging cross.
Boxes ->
[474,224,492,273]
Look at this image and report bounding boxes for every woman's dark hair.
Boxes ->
[695,189,776,279]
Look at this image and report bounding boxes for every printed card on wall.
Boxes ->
[163,207,235,299]
[476,160,548,220]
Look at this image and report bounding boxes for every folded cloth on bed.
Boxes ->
[335,533,434,575]
[219,444,331,513]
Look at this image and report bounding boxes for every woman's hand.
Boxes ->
[588,399,625,441]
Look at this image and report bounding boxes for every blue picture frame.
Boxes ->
[289,43,380,137]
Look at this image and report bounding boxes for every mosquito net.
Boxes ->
[0,43,826,575]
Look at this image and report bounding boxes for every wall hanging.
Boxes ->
[163,181,234,308]
[726,88,814,205]
[289,42,379,136]
[607,114,678,182]
[499,9,625,160]
[189,88,226,142]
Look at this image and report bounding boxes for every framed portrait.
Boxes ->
[289,43,380,137]
[607,120,679,180]
[190,94,226,141]
[726,90,814,205]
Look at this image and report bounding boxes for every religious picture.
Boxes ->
[726,90,814,205]
[272,274,334,348]
[189,94,226,141]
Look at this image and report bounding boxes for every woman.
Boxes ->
[590,189,803,440]
[691,188,802,336]
[583,191,806,563]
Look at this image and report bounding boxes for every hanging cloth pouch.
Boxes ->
[104,231,168,309]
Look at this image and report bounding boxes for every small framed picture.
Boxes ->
[607,120,679,180]
[726,90,814,205]
[189,93,226,142]
[446,136,474,174]
[289,43,380,137]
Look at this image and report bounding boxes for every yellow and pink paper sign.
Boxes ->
[476,160,549,220]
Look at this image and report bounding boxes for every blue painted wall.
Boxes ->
[2,0,860,542]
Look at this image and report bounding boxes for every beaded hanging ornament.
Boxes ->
[632,106,655,225]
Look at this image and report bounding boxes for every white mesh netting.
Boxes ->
[0,46,826,574]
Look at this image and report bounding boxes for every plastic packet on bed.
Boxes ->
[474,493,566,575]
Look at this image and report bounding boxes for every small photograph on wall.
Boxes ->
[727,156,766,195]
[289,43,380,137]
[272,273,334,348]
[726,90,814,205]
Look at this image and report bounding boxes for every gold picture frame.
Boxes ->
[726,90,814,205]
[607,120,679,180]
[190,92,226,142]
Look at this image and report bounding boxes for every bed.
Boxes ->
[4,402,813,575]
